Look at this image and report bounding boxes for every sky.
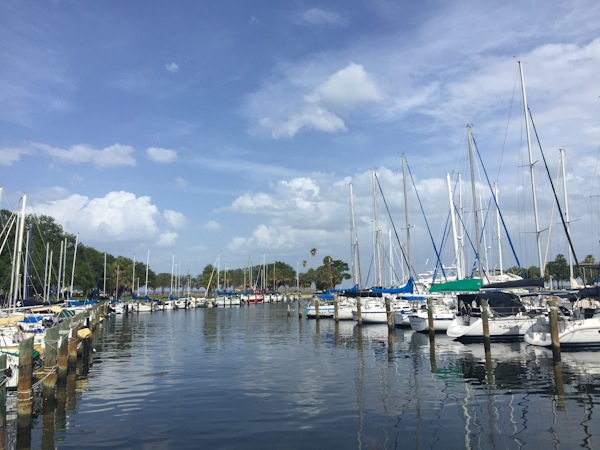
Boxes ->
[1,0,599,287]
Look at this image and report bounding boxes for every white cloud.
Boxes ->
[147,146,178,163]
[156,230,178,246]
[175,177,188,188]
[204,220,221,231]
[166,62,179,72]
[294,8,349,26]
[0,146,33,166]
[306,63,384,111]
[34,143,136,167]
[254,63,383,139]
[33,191,161,243]
[163,209,188,228]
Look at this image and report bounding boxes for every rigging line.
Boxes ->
[527,106,581,274]
[373,172,415,281]
[496,69,520,182]
[405,162,447,280]
[471,134,525,277]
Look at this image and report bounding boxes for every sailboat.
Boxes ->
[446,62,553,342]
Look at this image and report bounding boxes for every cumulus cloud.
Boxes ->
[156,230,178,246]
[33,191,161,243]
[147,146,178,163]
[175,177,188,188]
[293,8,349,26]
[33,143,136,167]
[305,63,383,111]
[0,146,33,166]
[258,63,384,139]
[163,209,188,228]
[166,62,179,72]
[204,220,221,231]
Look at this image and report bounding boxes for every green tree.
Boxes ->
[199,265,218,293]
[546,254,569,287]
[313,256,351,290]
[299,268,316,289]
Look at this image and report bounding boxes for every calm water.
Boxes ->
[9,303,600,449]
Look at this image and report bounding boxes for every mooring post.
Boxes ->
[314,298,320,320]
[427,297,435,339]
[43,326,59,399]
[481,299,491,353]
[17,336,34,427]
[385,297,393,331]
[0,353,7,405]
[68,321,81,368]
[334,295,339,322]
[57,319,71,381]
[298,296,303,318]
[549,297,561,362]
[356,297,362,325]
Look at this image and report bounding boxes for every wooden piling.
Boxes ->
[68,321,81,368]
[427,297,435,341]
[57,319,71,381]
[17,336,34,427]
[549,298,561,363]
[334,295,339,322]
[43,326,59,399]
[481,299,491,353]
[0,353,6,405]
[356,298,362,325]
[385,297,393,331]
[314,298,320,320]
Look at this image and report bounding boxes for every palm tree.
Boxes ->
[310,248,317,257]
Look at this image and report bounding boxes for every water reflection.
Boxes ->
[2,305,599,449]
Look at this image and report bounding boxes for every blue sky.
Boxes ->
[1,1,599,285]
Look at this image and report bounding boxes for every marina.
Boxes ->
[2,301,599,449]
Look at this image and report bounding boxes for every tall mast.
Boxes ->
[12,194,27,309]
[446,173,462,279]
[494,182,503,276]
[170,254,175,296]
[56,240,64,302]
[132,255,136,296]
[467,125,483,278]
[349,183,363,290]
[103,252,107,295]
[372,170,382,286]
[560,148,574,285]
[70,233,79,299]
[401,153,412,275]
[145,249,150,296]
[44,243,50,303]
[518,60,544,277]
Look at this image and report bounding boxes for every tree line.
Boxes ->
[0,210,352,300]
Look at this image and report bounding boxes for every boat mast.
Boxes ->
[402,153,412,277]
[518,60,544,278]
[170,254,175,296]
[494,182,503,276]
[11,194,27,309]
[349,183,363,290]
[467,125,483,278]
[560,148,575,285]
[446,173,462,279]
[145,249,149,296]
[103,252,107,296]
[70,233,79,299]
[132,255,136,296]
[372,170,382,286]
[56,240,64,302]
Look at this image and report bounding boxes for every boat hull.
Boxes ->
[524,317,600,348]
[447,314,534,342]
